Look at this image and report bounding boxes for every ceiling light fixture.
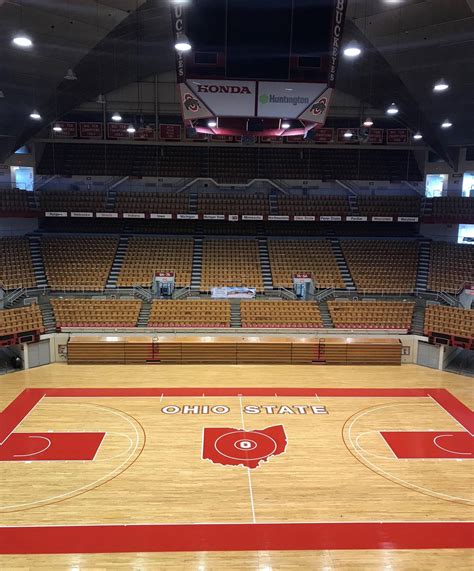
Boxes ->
[413,131,423,140]
[52,123,63,132]
[433,79,449,92]
[343,42,361,58]
[12,35,33,48]
[126,123,136,133]
[64,68,77,81]
[29,110,41,120]
[111,112,122,122]
[363,117,373,127]
[281,120,291,129]
[344,129,353,138]
[0,90,5,99]
[386,102,399,115]
[175,33,192,52]
[441,119,452,129]
[96,94,106,104]
[207,119,217,128]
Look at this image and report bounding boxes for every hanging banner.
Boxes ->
[159,124,182,140]
[52,122,77,138]
[211,287,257,299]
[107,123,131,139]
[203,214,226,220]
[96,212,118,218]
[177,213,199,220]
[268,215,290,221]
[134,124,156,140]
[313,128,334,143]
[368,128,384,144]
[79,122,103,139]
[45,211,67,217]
[372,216,393,222]
[398,216,419,222]
[242,215,264,221]
[346,216,368,222]
[71,212,93,218]
[257,81,326,119]
[285,135,306,143]
[123,213,145,219]
[294,215,316,221]
[259,136,282,144]
[320,216,342,221]
[150,213,172,219]
[186,79,256,118]
[211,135,235,142]
[387,129,409,144]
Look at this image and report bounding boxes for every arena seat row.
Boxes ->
[277,196,349,216]
[431,197,474,219]
[328,301,415,329]
[117,237,193,287]
[148,300,230,327]
[197,193,269,214]
[0,304,44,337]
[42,236,118,290]
[51,298,141,328]
[0,188,34,212]
[39,189,107,211]
[240,300,323,328]
[268,239,344,289]
[201,240,264,292]
[341,240,419,293]
[428,242,473,293]
[358,196,420,217]
[0,237,36,289]
[424,305,473,340]
[115,191,188,213]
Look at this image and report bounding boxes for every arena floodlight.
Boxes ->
[343,42,361,58]
[52,123,63,132]
[12,34,33,48]
[126,123,136,133]
[433,79,449,92]
[111,112,122,122]
[281,120,291,129]
[29,110,41,120]
[343,129,353,138]
[64,68,77,81]
[413,131,423,140]
[363,117,373,127]
[207,119,217,128]
[441,119,452,129]
[175,33,192,52]
[386,102,399,115]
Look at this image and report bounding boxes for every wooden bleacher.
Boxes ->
[328,301,415,330]
[0,304,44,346]
[424,305,473,348]
[148,300,231,328]
[51,298,141,329]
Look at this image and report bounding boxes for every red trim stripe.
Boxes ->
[0,389,44,444]
[428,389,474,435]
[0,522,472,554]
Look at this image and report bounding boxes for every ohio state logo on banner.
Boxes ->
[202,425,287,469]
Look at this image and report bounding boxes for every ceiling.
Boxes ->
[0,0,473,166]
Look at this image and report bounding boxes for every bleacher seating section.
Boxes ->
[268,239,344,289]
[201,239,263,292]
[41,236,118,290]
[431,197,474,220]
[428,242,474,293]
[148,300,230,327]
[39,189,107,212]
[0,237,36,289]
[328,300,415,330]
[358,196,420,217]
[0,304,43,338]
[37,144,423,181]
[51,298,141,328]
[240,300,323,328]
[424,305,473,341]
[0,188,33,212]
[341,240,419,293]
[115,191,188,213]
[117,237,193,287]
[277,196,349,216]
[197,193,269,214]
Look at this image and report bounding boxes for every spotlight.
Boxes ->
[175,33,192,52]
[413,131,423,140]
[386,102,399,115]
[207,119,217,128]
[433,79,449,92]
[29,110,41,120]
[52,123,63,132]
[64,68,77,81]
[111,112,122,122]
[343,42,361,58]
[343,129,353,138]
[126,123,136,133]
[363,117,373,127]
[281,120,291,129]
[441,119,452,129]
[12,35,33,48]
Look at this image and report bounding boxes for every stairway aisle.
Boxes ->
[106,236,129,289]
[38,295,56,334]
[137,301,151,327]
[27,236,48,289]
[230,299,241,328]
[318,301,334,328]
[330,239,355,291]
[258,238,273,293]
[191,237,203,292]
[416,239,431,292]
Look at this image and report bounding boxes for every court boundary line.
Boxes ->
[0,387,473,553]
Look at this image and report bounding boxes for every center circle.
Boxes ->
[234,439,257,451]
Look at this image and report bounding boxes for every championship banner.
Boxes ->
[285,135,306,143]
[52,122,76,138]
[107,123,131,139]
[259,136,282,144]
[186,79,256,118]
[368,128,384,144]
[257,82,326,119]
[159,124,181,141]
[134,124,155,141]
[312,128,333,143]
[387,129,409,144]
[79,122,103,139]
[211,135,235,142]
[211,287,257,299]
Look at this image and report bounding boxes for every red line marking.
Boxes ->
[0,522,472,554]
[381,431,474,459]
[428,389,474,435]
[0,389,45,445]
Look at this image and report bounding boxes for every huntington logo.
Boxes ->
[259,94,269,105]
[259,93,310,106]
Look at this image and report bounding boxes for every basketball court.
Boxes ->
[0,363,472,569]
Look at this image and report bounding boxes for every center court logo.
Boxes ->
[259,93,310,106]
